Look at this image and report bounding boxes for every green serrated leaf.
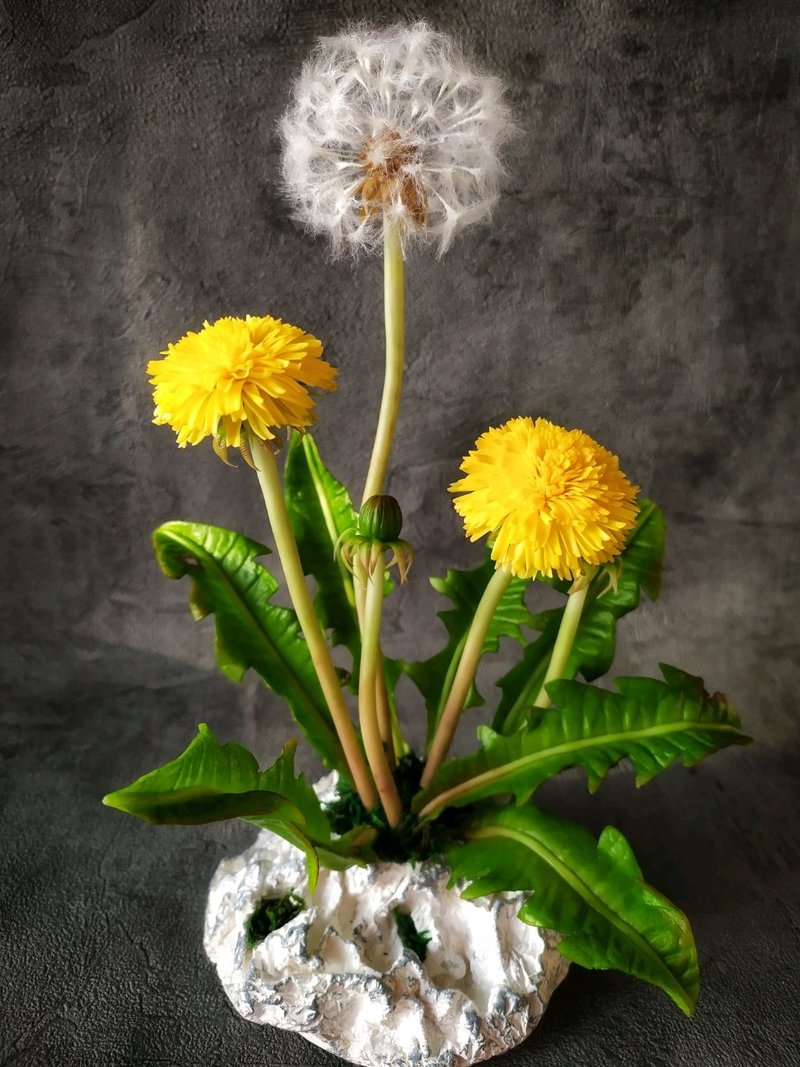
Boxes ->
[283,431,360,660]
[152,520,344,771]
[417,666,749,817]
[447,804,699,1015]
[251,737,330,840]
[102,725,319,881]
[103,726,377,889]
[493,500,665,734]
[402,553,533,746]
[597,825,643,880]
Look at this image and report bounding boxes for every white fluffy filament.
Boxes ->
[280,21,513,256]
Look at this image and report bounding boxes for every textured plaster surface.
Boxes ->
[204,822,569,1066]
[1,1,799,1065]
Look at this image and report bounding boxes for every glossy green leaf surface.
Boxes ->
[152,521,343,771]
[447,804,699,1015]
[416,665,749,816]
[402,554,534,745]
[493,500,665,734]
[283,432,360,663]
[103,726,314,878]
[103,727,376,889]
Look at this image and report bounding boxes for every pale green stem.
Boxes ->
[362,225,405,504]
[251,436,377,811]
[358,561,400,766]
[532,580,591,708]
[358,553,403,826]
[388,684,410,759]
[355,224,409,760]
[429,631,467,740]
[421,567,513,788]
[354,571,367,630]
[375,669,396,768]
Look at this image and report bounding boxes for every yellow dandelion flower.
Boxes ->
[450,416,639,581]
[147,315,336,458]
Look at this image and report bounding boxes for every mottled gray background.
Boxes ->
[2,1,799,1065]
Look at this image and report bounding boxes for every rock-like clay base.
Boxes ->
[204,794,569,1067]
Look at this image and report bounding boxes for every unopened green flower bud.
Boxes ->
[358,495,403,543]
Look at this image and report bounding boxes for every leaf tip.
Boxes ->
[305,849,320,892]
[674,980,699,1018]
[101,789,133,817]
[219,661,246,684]
[281,737,300,759]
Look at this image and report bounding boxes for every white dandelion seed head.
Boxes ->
[280,21,513,256]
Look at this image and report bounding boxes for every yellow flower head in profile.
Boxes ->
[450,417,640,581]
[147,315,336,460]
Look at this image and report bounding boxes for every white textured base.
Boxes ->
[204,799,569,1067]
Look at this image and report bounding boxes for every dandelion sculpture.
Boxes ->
[104,22,749,1067]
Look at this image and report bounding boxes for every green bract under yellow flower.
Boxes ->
[450,417,639,581]
[147,315,336,456]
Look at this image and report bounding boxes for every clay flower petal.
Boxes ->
[147,315,336,458]
[451,417,640,581]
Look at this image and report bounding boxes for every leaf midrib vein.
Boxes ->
[424,718,741,815]
[468,823,690,1010]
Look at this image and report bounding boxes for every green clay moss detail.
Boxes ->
[245,892,305,949]
[394,908,432,962]
[326,753,450,864]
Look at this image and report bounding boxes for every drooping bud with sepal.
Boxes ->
[336,494,414,584]
[358,495,404,543]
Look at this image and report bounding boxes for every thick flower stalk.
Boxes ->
[281,20,512,524]
[421,565,513,787]
[148,315,377,811]
[148,315,336,462]
[362,227,404,503]
[355,550,403,827]
[251,437,377,812]
[338,495,414,784]
[422,417,640,786]
[280,21,512,256]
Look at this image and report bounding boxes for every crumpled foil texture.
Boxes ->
[204,777,569,1067]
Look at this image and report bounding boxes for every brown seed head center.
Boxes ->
[356,130,428,227]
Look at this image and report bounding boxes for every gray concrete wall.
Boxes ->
[3,1,798,694]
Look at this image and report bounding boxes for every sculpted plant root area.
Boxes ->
[205,818,569,1067]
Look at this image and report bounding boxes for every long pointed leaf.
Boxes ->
[402,554,534,746]
[153,521,344,771]
[447,804,699,1015]
[102,725,318,881]
[103,726,376,889]
[493,500,665,733]
[416,666,749,817]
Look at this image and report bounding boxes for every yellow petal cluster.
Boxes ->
[147,315,336,452]
[450,417,639,581]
